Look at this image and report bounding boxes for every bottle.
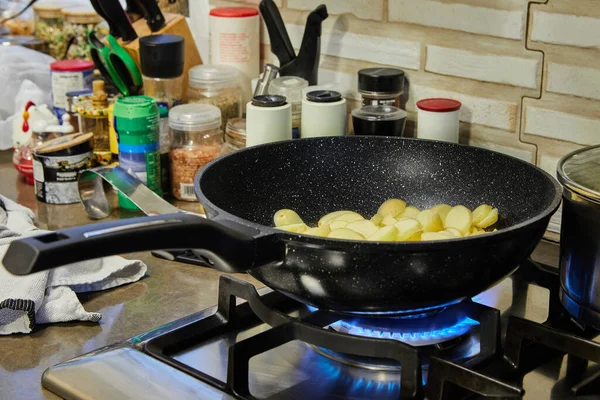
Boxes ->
[268,76,308,139]
[76,80,112,165]
[113,96,161,210]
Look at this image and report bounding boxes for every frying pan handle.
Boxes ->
[3,213,256,276]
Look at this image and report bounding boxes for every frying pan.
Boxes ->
[3,137,561,315]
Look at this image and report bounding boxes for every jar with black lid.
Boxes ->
[358,68,405,108]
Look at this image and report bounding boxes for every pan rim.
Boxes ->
[195,136,562,248]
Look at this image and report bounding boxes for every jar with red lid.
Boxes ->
[416,98,462,143]
[50,59,95,119]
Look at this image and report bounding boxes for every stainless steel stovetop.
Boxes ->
[42,259,600,400]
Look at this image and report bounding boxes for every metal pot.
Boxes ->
[557,145,600,328]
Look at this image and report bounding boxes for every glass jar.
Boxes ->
[66,88,92,133]
[33,4,65,58]
[268,76,308,139]
[188,65,242,132]
[169,104,223,201]
[218,118,246,156]
[62,6,104,60]
[75,80,112,165]
[358,68,405,108]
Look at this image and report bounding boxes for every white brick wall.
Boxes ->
[547,63,600,101]
[426,46,539,89]
[531,11,600,47]
[525,107,600,146]
[406,85,517,131]
[287,0,383,21]
[318,69,360,100]
[389,0,524,40]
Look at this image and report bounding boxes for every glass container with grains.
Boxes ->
[76,80,112,165]
[62,6,104,60]
[188,65,241,132]
[169,104,223,202]
[218,118,246,156]
[33,4,66,59]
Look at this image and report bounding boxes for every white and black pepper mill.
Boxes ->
[246,95,292,147]
[301,90,347,138]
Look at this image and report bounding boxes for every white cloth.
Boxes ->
[0,195,147,335]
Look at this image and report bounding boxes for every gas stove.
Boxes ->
[43,254,600,399]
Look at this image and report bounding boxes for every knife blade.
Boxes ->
[98,0,138,43]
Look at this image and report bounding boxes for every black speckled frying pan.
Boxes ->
[3,137,561,315]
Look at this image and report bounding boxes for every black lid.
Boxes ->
[358,68,405,93]
[139,34,185,79]
[306,90,342,103]
[251,94,287,107]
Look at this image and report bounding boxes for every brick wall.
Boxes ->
[210,0,600,235]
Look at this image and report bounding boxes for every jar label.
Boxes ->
[119,149,162,194]
[51,69,93,109]
[179,183,196,200]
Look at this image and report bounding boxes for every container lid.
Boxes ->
[113,95,157,118]
[33,4,63,18]
[351,105,407,121]
[51,59,94,72]
[209,7,259,18]
[62,6,102,24]
[306,90,343,103]
[358,68,405,93]
[169,104,222,132]
[139,34,185,79]
[66,88,93,98]
[34,132,93,154]
[188,64,239,89]
[0,35,45,48]
[416,98,461,113]
[268,76,308,104]
[557,145,600,203]
[251,94,287,107]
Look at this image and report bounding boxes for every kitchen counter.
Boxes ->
[0,150,560,400]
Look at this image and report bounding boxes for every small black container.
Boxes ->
[351,105,407,137]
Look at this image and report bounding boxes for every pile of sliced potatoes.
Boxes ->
[273,199,499,242]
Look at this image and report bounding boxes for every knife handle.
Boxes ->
[259,0,295,66]
[137,0,166,32]
[99,0,138,43]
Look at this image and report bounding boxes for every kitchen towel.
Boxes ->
[0,195,147,335]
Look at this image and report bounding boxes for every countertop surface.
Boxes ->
[0,150,561,400]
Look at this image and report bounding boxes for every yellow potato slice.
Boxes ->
[416,210,444,232]
[381,215,398,226]
[329,228,365,240]
[331,212,364,223]
[318,211,352,227]
[277,223,309,233]
[304,226,331,237]
[329,220,349,230]
[399,206,420,219]
[346,220,379,238]
[437,230,457,239]
[476,208,498,229]
[273,209,303,227]
[395,218,421,241]
[421,232,450,241]
[377,199,407,218]
[445,227,463,237]
[367,226,398,242]
[431,204,452,223]
[472,204,493,226]
[370,213,383,226]
[405,231,422,242]
[444,205,473,235]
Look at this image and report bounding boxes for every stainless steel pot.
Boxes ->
[557,145,600,329]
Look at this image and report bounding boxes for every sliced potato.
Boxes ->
[472,204,493,226]
[304,226,331,237]
[437,230,457,239]
[329,220,349,230]
[381,215,398,226]
[331,211,364,224]
[399,206,420,219]
[377,199,407,218]
[444,227,463,237]
[405,231,422,242]
[421,232,450,241]
[274,209,303,227]
[277,223,309,233]
[444,205,473,235]
[346,220,379,238]
[431,204,452,222]
[476,208,498,229]
[370,213,383,226]
[416,210,444,232]
[395,218,421,241]
[329,228,365,240]
[367,226,398,242]
[318,211,352,227]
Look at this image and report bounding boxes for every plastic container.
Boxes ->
[66,88,92,134]
[33,4,65,58]
[246,95,292,147]
[358,68,405,108]
[218,118,246,156]
[268,76,308,139]
[301,90,347,138]
[51,59,94,119]
[351,105,407,137]
[209,7,260,107]
[169,104,223,201]
[188,64,242,132]
[416,98,461,143]
[62,6,103,60]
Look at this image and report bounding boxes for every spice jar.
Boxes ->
[33,4,65,58]
[218,118,246,156]
[268,76,308,139]
[188,65,242,132]
[62,6,104,60]
[66,88,92,133]
[169,104,223,202]
[76,80,112,165]
[351,105,407,137]
[416,98,461,143]
[358,68,405,108]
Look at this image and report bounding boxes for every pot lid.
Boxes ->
[557,144,600,203]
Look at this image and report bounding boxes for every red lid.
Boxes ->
[51,60,95,72]
[416,98,461,112]
[210,7,259,17]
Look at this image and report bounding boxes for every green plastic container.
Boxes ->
[114,96,161,210]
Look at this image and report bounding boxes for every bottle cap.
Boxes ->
[306,90,342,103]
[189,64,238,89]
[251,94,287,107]
[358,68,405,93]
[139,34,185,79]
[169,104,222,132]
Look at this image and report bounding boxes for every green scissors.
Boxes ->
[88,30,142,96]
